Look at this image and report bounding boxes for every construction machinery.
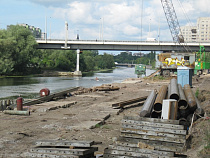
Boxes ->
[159,0,209,76]
[195,45,210,75]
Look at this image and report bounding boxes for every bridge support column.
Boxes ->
[73,49,82,76]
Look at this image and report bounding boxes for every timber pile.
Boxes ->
[23,140,98,158]
[103,116,187,158]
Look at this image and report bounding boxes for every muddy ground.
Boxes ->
[0,74,209,158]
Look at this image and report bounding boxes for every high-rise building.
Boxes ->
[7,23,42,38]
[197,17,210,42]
[180,17,210,43]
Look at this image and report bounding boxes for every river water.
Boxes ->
[0,67,155,99]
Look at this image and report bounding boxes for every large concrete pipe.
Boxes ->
[184,84,197,111]
[178,84,188,109]
[139,90,157,117]
[169,78,180,100]
[154,85,168,112]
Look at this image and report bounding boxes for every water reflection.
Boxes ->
[0,67,155,99]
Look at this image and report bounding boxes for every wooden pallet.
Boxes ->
[103,116,187,158]
[23,140,97,158]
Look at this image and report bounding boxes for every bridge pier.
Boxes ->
[73,49,82,76]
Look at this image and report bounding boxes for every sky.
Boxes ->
[0,0,210,42]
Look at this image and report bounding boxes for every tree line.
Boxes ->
[114,51,156,68]
[0,25,115,76]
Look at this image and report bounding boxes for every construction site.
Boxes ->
[0,73,209,158]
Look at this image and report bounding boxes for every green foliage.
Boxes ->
[0,25,114,75]
[195,88,199,98]
[114,51,156,66]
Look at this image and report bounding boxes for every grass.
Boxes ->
[195,88,200,98]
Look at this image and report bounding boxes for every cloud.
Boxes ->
[31,0,210,41]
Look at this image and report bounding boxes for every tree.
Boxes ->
[6,25,38,74]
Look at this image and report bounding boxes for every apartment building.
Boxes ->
[180,17,210,42]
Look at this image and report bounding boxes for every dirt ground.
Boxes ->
[0,74,209,158]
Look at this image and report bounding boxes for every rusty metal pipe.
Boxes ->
[184,84,197,111]
[169,78,180,100]
[139,90,157,117]
[4,110,30,116]
[178,84,188,109]
[194,95,205,116]
[154,85,168,112]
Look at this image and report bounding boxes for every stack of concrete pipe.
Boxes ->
[140,78,205,126]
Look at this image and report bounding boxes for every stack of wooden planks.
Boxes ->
[103,116,187,158]
[23,140,98,158]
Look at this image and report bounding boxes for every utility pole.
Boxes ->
[45,16,47,41]
[61,21,70,49]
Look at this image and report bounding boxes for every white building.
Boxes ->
[197,17,210,42]
[180,17,210,43]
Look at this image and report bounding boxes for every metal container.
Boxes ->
[154,85,168,112]
[17,97,23,111]
[177,66,193,87]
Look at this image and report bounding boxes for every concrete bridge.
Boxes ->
[36,39,210,52]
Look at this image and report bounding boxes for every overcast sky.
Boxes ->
[0,0,210,41]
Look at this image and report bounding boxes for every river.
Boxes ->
[0,67,155,99]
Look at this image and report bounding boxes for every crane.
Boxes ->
[160,0,191,52]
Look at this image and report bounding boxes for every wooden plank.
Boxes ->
[108,145,174,157]
[104,148,173,158]
[120,133,186,144]
[122,123,186,135]
[123,116,180,125]
[34,140,94,148]
[121,128,186,139]
[122,119,184,130]
[30,147,97,156]
[115,139,184,153]
[112,96,147,109]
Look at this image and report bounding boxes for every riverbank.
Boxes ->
[0,74,209,157]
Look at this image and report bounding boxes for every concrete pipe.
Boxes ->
[169,78,180,100]
[184,84,197,111]
[139,90,157,117]
[4,110,30,116]
[178,84,188,109]
[154,85,168,112]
